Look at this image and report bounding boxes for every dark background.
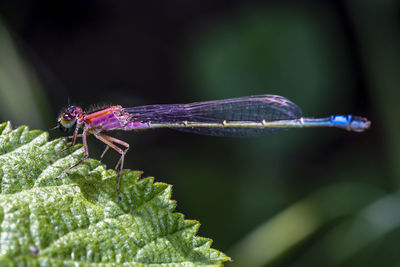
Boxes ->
[0,1,398,266]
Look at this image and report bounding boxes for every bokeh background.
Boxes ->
[0,1,398,266]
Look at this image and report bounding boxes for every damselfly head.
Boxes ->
[58,106,83,131]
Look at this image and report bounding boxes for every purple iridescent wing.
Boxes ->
[125,95,302,137]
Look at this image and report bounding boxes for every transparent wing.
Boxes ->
[125,95,302,137]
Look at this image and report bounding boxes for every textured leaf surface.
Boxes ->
[0,122,229,266]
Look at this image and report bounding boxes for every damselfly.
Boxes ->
[57,94,371,198]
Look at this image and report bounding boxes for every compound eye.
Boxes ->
[63,113,73,121]
[58,105,82,130]
[59,112,77,129]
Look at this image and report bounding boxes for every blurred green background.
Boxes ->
[0,1,398,266]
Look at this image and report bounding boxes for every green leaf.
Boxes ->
[0,121,230,266]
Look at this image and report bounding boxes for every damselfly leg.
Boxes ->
[94,133,130,200]
[58,129,89,176]
[59,130,129,199]
[57,125,82,155]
